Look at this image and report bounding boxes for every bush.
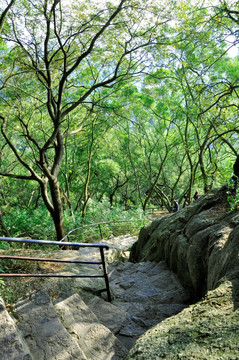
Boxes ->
[2,199,149,244]
[4,206,55,240]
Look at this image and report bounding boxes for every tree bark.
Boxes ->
[233,155,239,178]
[0,0,16,32]
[0,208,11,238]
[39,176,65,241]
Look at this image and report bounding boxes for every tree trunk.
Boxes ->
[142,152,168,211]
[109,178,128,207]
[233,155,239,178]
[0,208,11,237]
[49,177,65,241]
[51,210,65,242]
[40,177,65,241]
[81,158,91,218]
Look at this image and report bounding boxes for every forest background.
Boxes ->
[0,0,238,242]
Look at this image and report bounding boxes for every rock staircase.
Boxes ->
[0,235,190,360]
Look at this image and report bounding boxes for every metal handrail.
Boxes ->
[59,219,152,242]
[0,237,111,302]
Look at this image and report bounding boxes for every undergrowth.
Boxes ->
[0,250,48,305]
[2,198,149,242]
[226,176,239,212]
[0,199,152,305]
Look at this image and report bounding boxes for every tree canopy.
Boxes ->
[0,0,238,240]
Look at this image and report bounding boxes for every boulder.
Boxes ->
[130,188,239,299]
[127,281,239,360]
[128,188,239,359]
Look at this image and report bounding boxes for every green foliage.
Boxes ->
[226,176,239,212]
[4,206,55,240]
[0,0,238,241]
[0,241,10,251]
[85,197,145,222]
[62,197,150,243]
[1,199,148,244]
[0,251,42,304]
[0,279,14,305]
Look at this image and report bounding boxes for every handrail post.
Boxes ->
[98,223,103,239]
[99,247,111,302]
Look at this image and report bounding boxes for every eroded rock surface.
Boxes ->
[127,281,239,360]
[128,188,239,359]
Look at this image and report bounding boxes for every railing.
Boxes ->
[144,208,167,217]
[59,219,152,243]
[0,237,111,302]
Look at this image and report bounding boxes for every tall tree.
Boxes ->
[0,0,174,239]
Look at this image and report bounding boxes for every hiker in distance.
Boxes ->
[193,191,199,201]
[171,198,179,212]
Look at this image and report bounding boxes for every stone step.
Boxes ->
[87,295,136,350]
[0,297,33,360]
[12,290,87,360]
[87,289,188,350]
[54,293,128,360]
[108,260,189,304]
[0,248,190,359]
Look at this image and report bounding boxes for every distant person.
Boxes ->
[193,191,199,201]
[182,194,189,208]
[171,198,179,212]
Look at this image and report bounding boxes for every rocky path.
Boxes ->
[0,234,190,359]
